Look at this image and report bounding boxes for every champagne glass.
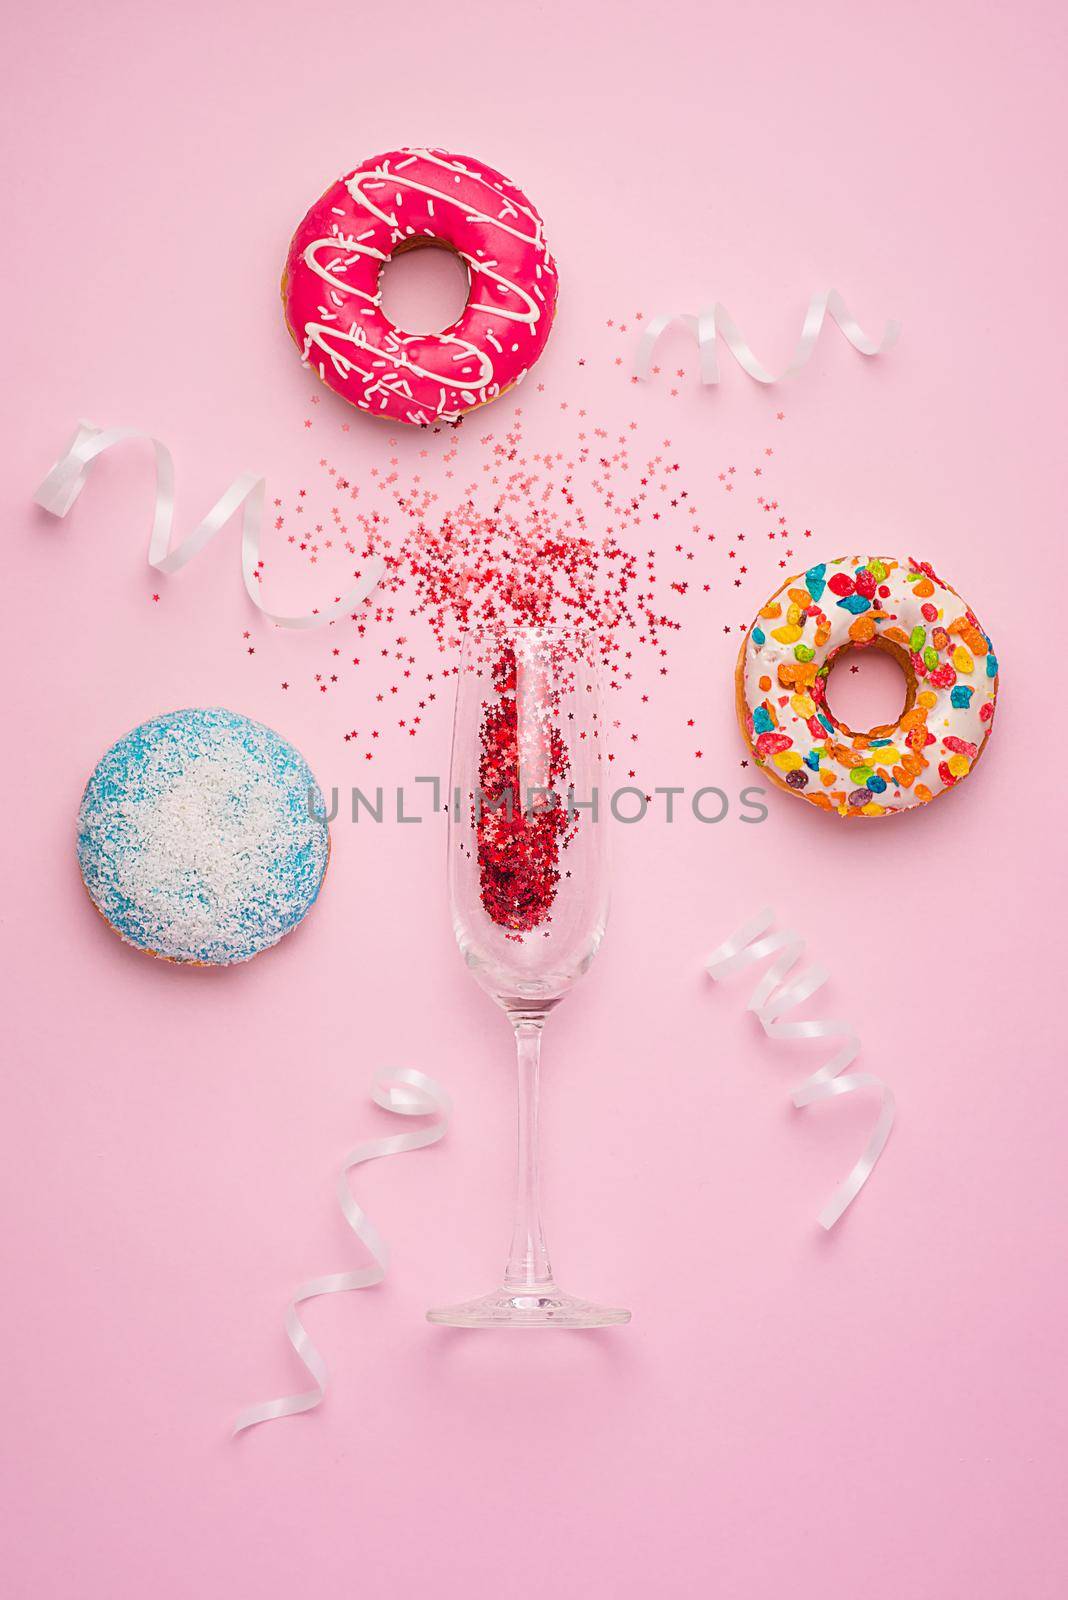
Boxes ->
[427,624,630,1328]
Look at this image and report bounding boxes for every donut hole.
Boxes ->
[823,641,913,736]
[378,239,471,335]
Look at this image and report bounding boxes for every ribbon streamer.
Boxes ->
[634,290,899,386]
[233,1067,451,1434]
[706,908,894,1228]
[33,421,385,628]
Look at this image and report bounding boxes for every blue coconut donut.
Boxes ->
[77,708,330,965]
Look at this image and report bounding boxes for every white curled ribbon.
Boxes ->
[706,908,895,1228]
[33,421,385,628]
[634,289,900,386]
[233,1067,451,1435]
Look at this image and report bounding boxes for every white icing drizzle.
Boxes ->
[301,235,388,303]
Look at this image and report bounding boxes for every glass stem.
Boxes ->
[503,1021,554,1290]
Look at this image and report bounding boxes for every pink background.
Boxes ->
[3,1,1066,1595]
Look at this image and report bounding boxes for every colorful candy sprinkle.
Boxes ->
[772,750,803,772]
[805,563,827,601]
[756,731,792,758]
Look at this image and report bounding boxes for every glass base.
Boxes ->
[426,1284,631,1328]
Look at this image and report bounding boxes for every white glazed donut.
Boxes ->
[736,556,999,816]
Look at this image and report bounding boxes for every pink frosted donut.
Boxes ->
[281,147,559,426]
